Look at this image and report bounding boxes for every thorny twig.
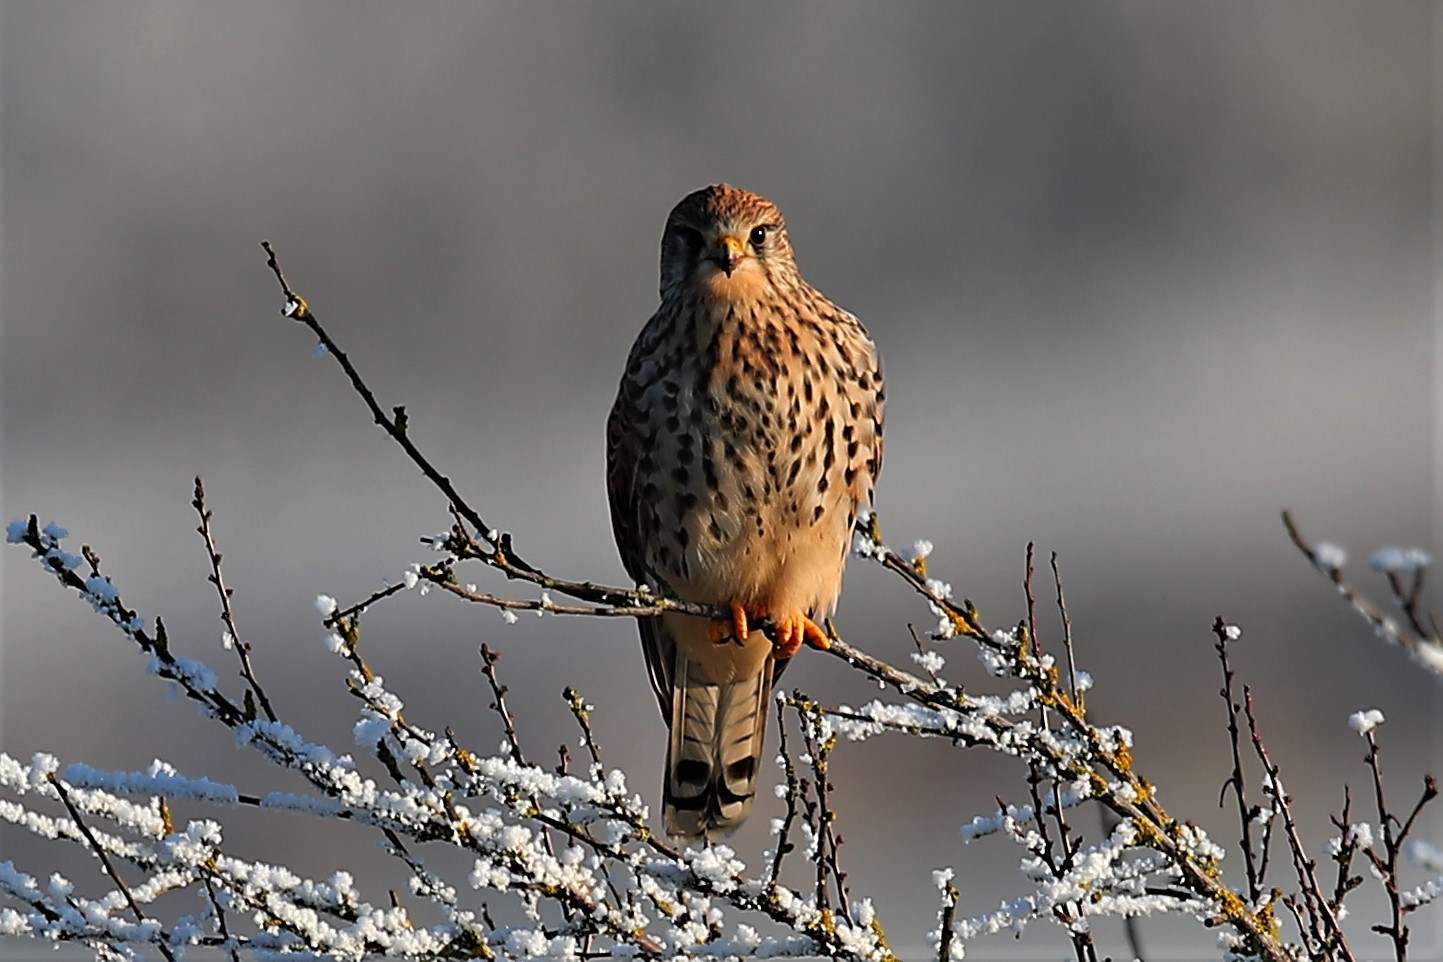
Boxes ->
[768,708,803,892]
[789,693,853,925]
[262,241,495,553]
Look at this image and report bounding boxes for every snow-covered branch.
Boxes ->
[0,246,1435,961]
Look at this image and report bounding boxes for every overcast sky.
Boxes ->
[3,3,1438,957]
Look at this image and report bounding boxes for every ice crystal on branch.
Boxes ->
[1347,709,1385,735]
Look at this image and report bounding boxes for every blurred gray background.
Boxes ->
[3,3,1439,958]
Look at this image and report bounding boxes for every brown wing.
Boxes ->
[605,380,648,587]
[863,342,885,502]
[606,357,675,717]
[839,315,886,534]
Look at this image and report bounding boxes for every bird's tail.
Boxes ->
[663,652,773,842]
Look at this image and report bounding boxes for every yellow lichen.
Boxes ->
[870,917,895,959]
[1130,816,1164,847]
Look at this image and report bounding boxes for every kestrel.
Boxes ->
[607,184,884,841]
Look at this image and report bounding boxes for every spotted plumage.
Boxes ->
[607,185,884,841]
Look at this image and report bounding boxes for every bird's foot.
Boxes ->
[772,612,831,659]
[707,605,830,658]
[708,602,754,644]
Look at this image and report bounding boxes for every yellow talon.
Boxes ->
[803,617,831,651]
[710,602,753,644]
[709,605,830,657]
[772,612,830,659]
[732,603,750,642]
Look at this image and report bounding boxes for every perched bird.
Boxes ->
[606,185,885,841]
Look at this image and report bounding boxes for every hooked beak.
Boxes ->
[710,233,746,277]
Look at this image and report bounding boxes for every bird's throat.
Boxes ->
[695,262,771,304]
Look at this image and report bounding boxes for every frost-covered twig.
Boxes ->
[560,687,603,771]
[480,644,528,768]
[1213,618,1267,904]
[1283,511,1442,677]
[1243,688,1354,961]
[1327,786,1366,917]
[261,241,727,635]
[766,705,804,894]
[1352,714,1438,961]
[784,694,853,927]
[838,519,1311,959]
[6,518,897,960]
[48,770,178,962]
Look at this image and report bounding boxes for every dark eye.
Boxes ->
[748,225,768,248]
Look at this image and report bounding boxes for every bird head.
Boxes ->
[659,185,796,299]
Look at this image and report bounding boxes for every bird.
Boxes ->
[606,184,885,841]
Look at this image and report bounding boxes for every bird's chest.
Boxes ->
[645,324,818,505]
[635,319,853,594]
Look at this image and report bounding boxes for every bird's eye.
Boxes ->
[748,225,769,248]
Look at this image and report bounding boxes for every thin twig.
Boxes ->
[1023,541,1040,661]
[797,698,851,923]
[1212,616,1263,903]
[907,623,944,687]
[562,687,604,769]
[264,241,713,627]
[1358,730,1437,960]
[1384,566,1439,643]
[769,708,802,891]
[1328,787,1365,914]
[1244,688,1356,961]
[479,644,527,766]
[1050,552,1081,707]
[1022,763,1091,962]
[1282,511,1442,675]
[193,476,277,722]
